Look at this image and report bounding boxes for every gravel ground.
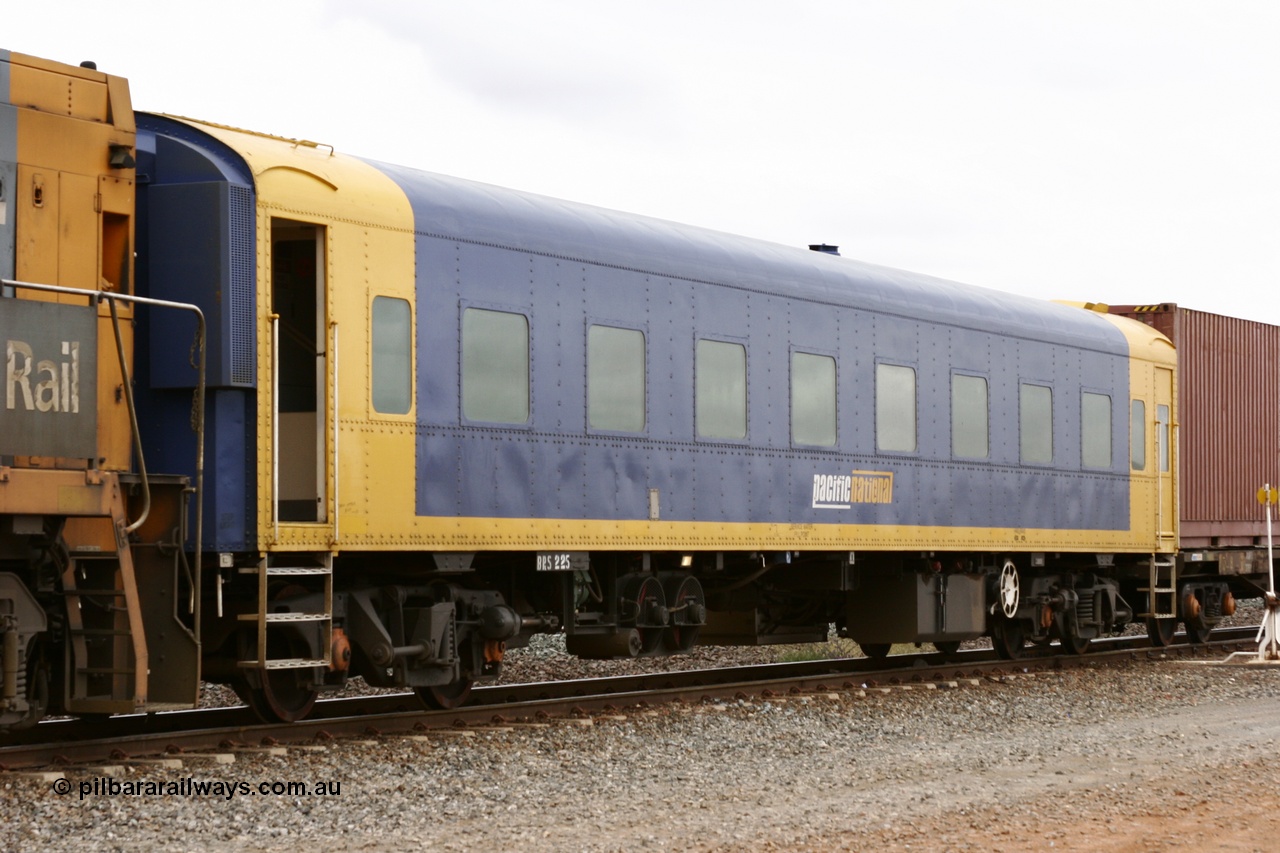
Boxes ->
[5,644,1280,852]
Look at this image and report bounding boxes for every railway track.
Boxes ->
[0,627,1261,771]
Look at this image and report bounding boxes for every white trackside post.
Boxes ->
[1256,484,1280,661]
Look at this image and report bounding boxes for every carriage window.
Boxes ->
[1020,383,1053,464]
[1081,392,1112,468]
[1157,404,1170,473]
[1130,399,1146,471]
[696,339,746,439]
[589,325,645,431]
[372,297,412,414]
[951,374,988,459]
[791,352,836,447]
[876,363,916,452]
[462,307,529,423]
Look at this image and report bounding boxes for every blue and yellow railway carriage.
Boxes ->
[125,110,1186,719]
[135,117,1175,556]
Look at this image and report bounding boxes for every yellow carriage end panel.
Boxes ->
[164,119,418,551]
[1100,312,1178,553]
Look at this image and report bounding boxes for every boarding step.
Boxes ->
[237,612,330,623]
[238,566,332,576]
[239,552,334,670]
[1138,555,1178,619]
[237,658,329,670]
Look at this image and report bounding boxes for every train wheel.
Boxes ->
[992,618,1025,660]
[1059,628,1090,656]
[933,641,961,657]
[1146,616,1177,647]
[416,679,475,711]
[236,631,319,723]
[237,670,319,723]
[622,575,667,656]
[859,642,891,660]
[662,574,705,654]
[1183,620,1212,644]
[1182,590,1212,643]
[1049,612,1090,650]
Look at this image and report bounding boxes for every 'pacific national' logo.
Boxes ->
[812,470,894,509]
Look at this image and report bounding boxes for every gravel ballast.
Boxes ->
[5,650,1280,852]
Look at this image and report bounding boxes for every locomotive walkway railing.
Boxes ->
[1,279,207,640]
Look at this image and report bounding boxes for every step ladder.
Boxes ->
[1137,555,1178,620]
[62,549,145,714]
[237,553,333,670]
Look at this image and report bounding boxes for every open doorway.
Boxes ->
[271,219,327,523]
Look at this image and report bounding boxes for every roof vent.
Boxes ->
[808,244,840,256]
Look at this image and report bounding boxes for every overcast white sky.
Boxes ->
[12,2,1279,322]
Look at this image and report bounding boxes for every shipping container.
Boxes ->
[1110,304,1280,549]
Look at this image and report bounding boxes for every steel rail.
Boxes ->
[0,627,1262,771]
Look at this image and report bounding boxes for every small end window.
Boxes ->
[1130,399,1146,471]
[371,297,412,414]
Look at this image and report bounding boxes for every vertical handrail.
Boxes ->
[106,297,151,533]
[1156,410,1164,544]
[271,314,280,544]
[331,321,339,545]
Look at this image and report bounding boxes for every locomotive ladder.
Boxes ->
[62,550,143,714]
[237,553,333,670]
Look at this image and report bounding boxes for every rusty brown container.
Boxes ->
[1111,304,1280,548]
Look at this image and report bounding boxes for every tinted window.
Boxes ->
[1020,383,1053,464]
[462,307,529,423]
[1131,399,1146,471]
[1081,392,1112,468]
[588,325,645,431]
[371,296,412,414]
[952,374,988,459]
[792,352,836,447]
[696,339,746,439]
[876,364,916,452]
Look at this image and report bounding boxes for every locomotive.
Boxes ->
[0,50,1264,728]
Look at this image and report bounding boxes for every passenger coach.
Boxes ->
[126,113,1184,718]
